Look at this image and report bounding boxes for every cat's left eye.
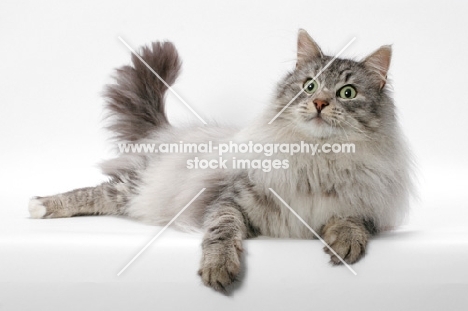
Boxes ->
[303,79,318,94]
[338,85,357,99]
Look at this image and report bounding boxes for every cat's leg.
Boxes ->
[28,181,132,219]
[198,201,255,292]
[321,217,377,265]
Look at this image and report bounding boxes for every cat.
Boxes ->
[29,29,413,292]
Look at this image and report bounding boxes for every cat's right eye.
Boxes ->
[303,79,318,94]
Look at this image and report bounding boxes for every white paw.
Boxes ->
[29,198,46,218]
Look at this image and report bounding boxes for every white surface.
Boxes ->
[1,0,468,310]
[1,173,468,310]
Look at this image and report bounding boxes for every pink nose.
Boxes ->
[313,99,329,113]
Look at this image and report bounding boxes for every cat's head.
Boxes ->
[273,29,395,140]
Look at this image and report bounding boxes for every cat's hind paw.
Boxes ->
[28,197,46,219]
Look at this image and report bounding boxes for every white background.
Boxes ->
[1,0,467,310]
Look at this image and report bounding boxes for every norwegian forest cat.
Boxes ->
[29,29,412,291]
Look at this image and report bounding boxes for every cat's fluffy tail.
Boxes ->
[104,41,181,142]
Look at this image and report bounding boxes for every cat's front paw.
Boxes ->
[198,241,242,292]
[321,217,369,265]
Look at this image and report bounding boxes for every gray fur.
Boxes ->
[104,41,181,142]
[32,177,135,218]
[30,29,413,292]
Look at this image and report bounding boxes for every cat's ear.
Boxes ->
[363,45,392,90]
[297,29,323,67]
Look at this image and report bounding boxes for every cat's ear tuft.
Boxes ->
[363,45,392,90]
[297,29,323,67]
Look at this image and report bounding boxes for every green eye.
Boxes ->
[303,79,318,94]
[338,85,357,99]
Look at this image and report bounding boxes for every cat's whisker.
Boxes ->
[327,118,334,138]
[337,121,350,142]
[340,119,373,140]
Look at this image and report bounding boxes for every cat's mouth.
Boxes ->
[313,115,325,123]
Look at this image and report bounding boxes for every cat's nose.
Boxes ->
[313,99,329,113]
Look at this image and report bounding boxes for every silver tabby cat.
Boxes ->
[29,29,412,291]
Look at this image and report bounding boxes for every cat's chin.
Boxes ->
[303,118,336,138]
